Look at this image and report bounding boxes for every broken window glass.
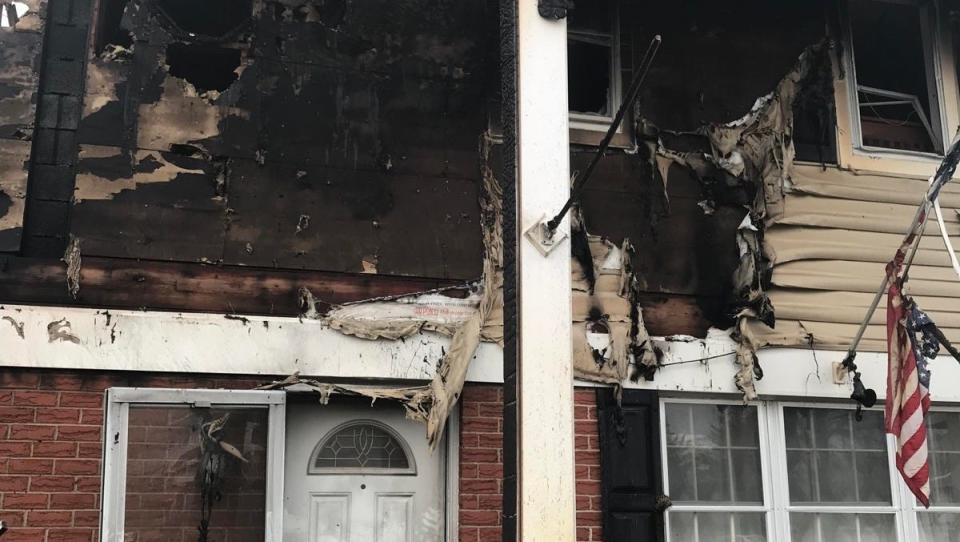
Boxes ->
[567,0,616,118]
[848,0,943,153]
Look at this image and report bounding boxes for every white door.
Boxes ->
[283,399,446,542]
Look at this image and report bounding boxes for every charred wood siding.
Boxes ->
[0,0,56,253]
[68,0,489,279]
[0,254,462,315]
[573,0,830,336]
[21,0,91,257]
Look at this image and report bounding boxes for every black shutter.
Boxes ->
[597,388,663,542]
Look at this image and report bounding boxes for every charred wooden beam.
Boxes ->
[0,255,462,316]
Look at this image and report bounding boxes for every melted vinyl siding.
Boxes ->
[750,164,960,351]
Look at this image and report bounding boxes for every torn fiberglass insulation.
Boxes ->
[313,133,658,444]
[647,41,832,399]
[570,208,657,384]
[307,133,504,450]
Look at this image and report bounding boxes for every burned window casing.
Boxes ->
[846,0,944,154]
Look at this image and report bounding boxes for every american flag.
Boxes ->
[885,279,931,508]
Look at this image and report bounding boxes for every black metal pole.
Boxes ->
[545,34,661,234]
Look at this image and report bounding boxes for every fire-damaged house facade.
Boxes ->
[3,0,960,540]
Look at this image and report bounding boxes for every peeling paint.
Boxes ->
[47,318,81,344]
[295,214,310,233]
[136,76,249,150]
[0,139,30,250]
[2,315,24,338]
[361,254,378,274]
[648,42,831,398]
[74,145,209,201]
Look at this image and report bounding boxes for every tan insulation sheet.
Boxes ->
[570,233,651,384]
[754,163,960,352]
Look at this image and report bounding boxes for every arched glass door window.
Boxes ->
[308,420,417,475]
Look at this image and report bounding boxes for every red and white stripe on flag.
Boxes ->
[885,282,931,508]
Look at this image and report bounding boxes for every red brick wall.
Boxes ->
[0,370,265,542]
[458,385,602,542]
[1,371,604,542]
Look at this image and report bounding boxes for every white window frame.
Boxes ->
[661,398,960,541]
[660,397,776,541]
[100,388,287,542]
[907,405,960,541]
[770,402,907,542]
[567,1,622,133]
[833,0,960,177]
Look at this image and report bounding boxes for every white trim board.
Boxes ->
[6,303,960,404]
[622,332,960,403]
[0,304,502,383]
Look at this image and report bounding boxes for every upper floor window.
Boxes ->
[567,0,621,133]
[845,0,946,154]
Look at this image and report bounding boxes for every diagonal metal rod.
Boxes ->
[545,34,662,234]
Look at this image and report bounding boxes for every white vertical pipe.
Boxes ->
[516,1,576,541]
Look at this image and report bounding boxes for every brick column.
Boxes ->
[459,385,602,542]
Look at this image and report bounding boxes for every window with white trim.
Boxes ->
[782,406,896,542]
[662,399,960,542]
[841,0,949,155]
[566,0,621,132]
[101,388,286,542]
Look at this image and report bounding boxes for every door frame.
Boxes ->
[101,387,460,542]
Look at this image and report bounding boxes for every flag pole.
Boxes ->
[841,134,960,376]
